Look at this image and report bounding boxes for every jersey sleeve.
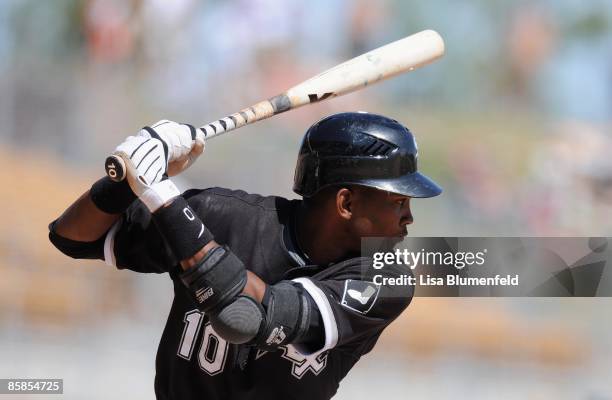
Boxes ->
[292,258,412,354]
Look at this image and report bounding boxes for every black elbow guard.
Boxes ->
[48,221,105,259]
[209,295,263,344]
[208,281,315,350]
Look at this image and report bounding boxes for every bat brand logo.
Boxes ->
[308,93,334,103]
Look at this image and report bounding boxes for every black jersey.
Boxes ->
[101,188,412,400]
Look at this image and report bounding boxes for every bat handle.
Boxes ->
[105,154,127,182]
[199,99,279,139]
[105,98,279,180]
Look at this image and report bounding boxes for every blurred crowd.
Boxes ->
[0,0,610,235]
[0,1,611,399]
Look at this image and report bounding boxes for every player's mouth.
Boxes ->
[400,219,412,235]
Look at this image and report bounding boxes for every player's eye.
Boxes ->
[396,198,406,206]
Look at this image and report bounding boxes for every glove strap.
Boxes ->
[140,179,180,213]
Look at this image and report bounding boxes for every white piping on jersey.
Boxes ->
[282,225,307,267]
[103,220,122,267]
[292,277,339,356]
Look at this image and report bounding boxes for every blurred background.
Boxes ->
[1,0,611,398]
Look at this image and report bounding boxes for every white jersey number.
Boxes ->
[177,310,229,376]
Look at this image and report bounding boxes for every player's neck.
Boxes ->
[296,202,358,265]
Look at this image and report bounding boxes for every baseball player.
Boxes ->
[49,112,442,399]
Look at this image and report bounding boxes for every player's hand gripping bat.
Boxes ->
[105,29,445,182]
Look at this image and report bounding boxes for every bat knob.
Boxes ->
[105,155,126,182]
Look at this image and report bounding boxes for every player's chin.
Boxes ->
[388,227,408,242]
[396,225,408,237]
[382,235,405,250]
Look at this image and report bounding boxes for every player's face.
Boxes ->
[350,187,413,238]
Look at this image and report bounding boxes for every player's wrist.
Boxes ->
[152,195,215,261]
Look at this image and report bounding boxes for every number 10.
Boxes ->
[177,310,229,376]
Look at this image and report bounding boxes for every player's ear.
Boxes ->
[336,187,353,220]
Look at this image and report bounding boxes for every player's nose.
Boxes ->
[401,210,413,226]
[401,200,413,225]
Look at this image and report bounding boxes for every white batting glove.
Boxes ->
[141,120,206,177]
[114,134,168,190]
[110,120,204,212]
[112,138,181,213]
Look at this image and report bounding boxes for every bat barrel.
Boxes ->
[196,30,444,141]
[284,30,444,107]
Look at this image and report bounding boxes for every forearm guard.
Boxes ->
[179,246,247,313]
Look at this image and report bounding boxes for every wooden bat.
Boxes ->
[105,29,445,182]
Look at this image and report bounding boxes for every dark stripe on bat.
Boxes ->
[184,124,196,140]
[219,119,227,130]
[229,115,237,126]
[268,94,291,114]
[209,124,217,133]
[240,111,249,122]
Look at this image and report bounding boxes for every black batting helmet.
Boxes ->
[293,112,442,198]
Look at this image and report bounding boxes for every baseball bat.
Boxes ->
[105,29,445,182]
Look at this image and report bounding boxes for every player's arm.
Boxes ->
[49,120,204,261]
[50,181,132,251]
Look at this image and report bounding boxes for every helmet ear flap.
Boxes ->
[293,152,320,197]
